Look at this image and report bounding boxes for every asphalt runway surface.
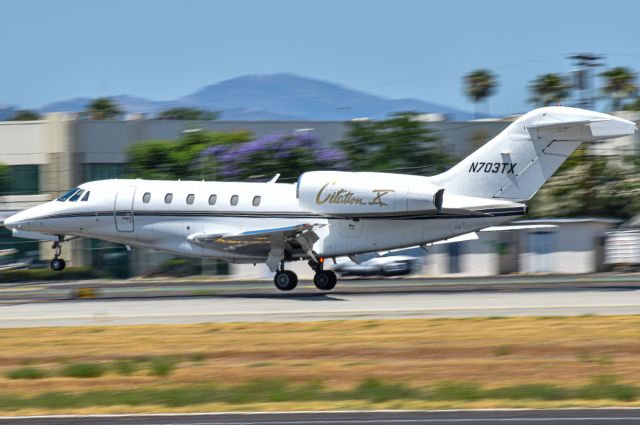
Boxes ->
[1,276,640,327]
[2,410,640,424]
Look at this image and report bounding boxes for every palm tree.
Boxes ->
[600,66,637,111]
[528,73,571,106]
[85,97,123,120]
[463,69,498,118]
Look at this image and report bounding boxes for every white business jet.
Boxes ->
[3,106,635,291]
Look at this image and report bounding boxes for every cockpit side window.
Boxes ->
[68,189,85,202]
[81,191,90,201]
[57,188,79,202]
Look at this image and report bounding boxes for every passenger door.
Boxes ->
[114,186,136,232]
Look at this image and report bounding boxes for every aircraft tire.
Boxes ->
[314,270,337,291]
[51,258,66,271]
[274,270,298,291]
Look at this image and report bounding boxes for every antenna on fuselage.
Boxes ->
[268,174,281,183]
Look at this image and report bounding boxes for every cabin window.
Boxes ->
[142,192,151,203]
[186,194,195,205]
[68,189,85,202]
[57,187,79,202]
[208,194,217,205]
[165,193,173,204]
[81,191,90,201]
[252,196,261,207]
[230,195,239,206]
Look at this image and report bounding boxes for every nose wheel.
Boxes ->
[50,241,66,271]
[50,258,66,271]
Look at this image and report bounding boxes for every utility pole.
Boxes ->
[568,53,604,109]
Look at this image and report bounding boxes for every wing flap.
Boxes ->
[189,223,316,244]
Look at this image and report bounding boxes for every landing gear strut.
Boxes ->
[50,241,66,271]
[273,261,298,291]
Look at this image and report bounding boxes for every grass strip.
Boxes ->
[0,376,636,411]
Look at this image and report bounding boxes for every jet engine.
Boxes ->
[297,171,444,217]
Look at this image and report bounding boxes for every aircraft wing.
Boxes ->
[188,223,325,259]
[190,223,315,244]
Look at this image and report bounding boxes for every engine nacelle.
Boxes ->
[297,171,444,217]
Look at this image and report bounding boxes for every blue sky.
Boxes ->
[3,0,640,115]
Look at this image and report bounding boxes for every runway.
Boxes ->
[2,410,640,424]
[1,284,639,327]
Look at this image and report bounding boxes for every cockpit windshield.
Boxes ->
[68,189,85,202]
[57,188,80,202]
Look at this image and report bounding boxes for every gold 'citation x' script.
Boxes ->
[316,181,394,207]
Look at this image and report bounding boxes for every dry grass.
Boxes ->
[0,315,639,398]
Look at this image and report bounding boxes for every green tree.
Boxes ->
[201,132,349,181]
[463,69,498,118]
[600,66,637,111]
[622,97,640,111]
[528,73,572,106]
[0,163,9,194]
[338,112,452,175]
[85,97,123,120]
[9,110,41,121]
[528,151,640,219]
[157,107,219,120]
[127,130,252,180]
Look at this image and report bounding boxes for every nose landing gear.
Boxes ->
[50,241,66,271]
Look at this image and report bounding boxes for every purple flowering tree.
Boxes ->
[200,132,349,181]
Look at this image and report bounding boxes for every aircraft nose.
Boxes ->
[3,211,28,230]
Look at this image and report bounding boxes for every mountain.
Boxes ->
[37,73,475,120]
[39,95,175,115]
[0,105,17,121]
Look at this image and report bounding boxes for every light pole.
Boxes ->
[568,53,604,109]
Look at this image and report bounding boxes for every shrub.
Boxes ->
[494,345,512,356]
[352,378,418,403]
[148,357,177,377]
[6,366,46,380]
[0,267,98,283]
[113,359,138,376]
[573,375,638,401]
[60,362,106,378]
[488,384,567,400]
[430,381,483,401]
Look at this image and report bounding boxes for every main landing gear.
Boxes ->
[272,258,338,292]
[273,262,298,291]
[313,269,337,291]
[50,240,66,271]
[311,258,337,291]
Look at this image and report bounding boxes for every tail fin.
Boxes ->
[432,106,636,201]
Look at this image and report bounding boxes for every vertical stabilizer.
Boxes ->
[432,106,635,201]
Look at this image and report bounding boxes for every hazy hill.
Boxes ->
[38,73,475,120]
